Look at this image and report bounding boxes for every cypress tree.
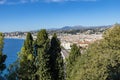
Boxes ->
[18,32,35,79]
[49,33,65,80]
[35,29,51,80]
[0,33,7,74]
[24,32,33,54]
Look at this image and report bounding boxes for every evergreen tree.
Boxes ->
[18,32,35,79]
[0,33,7,74]
[5,61,19,80]
[66,44,81,80]
[49,33,65,80]
[35,29,51,80]
[68,24,120,80]
[24,32,34,54]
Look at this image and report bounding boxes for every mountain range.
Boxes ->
[49,25,112,31]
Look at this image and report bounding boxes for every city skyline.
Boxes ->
[0,0,120,32]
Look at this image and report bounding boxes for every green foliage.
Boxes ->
[67,44,81,64]
[103,24,120,50]
[68,24,120,80]
[66,44,81,80]
[49,33,65,80]
[0,32,7,73]
[24,32,34,54]
[35,29,51,80]
[5,61,19,80]
[0,33,4,55]
[7,30,66,80]
[36,29,48,46]
[17,32,35,80]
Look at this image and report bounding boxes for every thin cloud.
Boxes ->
[44,0,97,2]
[0,0,38,5]
[0,0,97,5]
[0,0,6,4]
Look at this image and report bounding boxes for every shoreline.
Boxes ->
[4,37,25,40]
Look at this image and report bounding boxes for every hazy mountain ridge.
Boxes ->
[47,25,112,34]
[60,25,111,30]
[3,25,112,37]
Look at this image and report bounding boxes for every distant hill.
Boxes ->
[61,26,72,30]
[54,25,112,31]
[60,25,86,30]
[3,25,112,36]
[46,25,112,35]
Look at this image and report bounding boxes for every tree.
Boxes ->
[103,24,120,80]
[18,32,35,79]
[49,33,65,80]
[68,24,120,80]
[5,61,19,80]
[0,33,7,74]
[66,44,81,80]
[35,29,51,80]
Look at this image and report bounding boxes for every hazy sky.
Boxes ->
[0,0,120,32]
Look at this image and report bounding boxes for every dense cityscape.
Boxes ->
[4,26,108,48]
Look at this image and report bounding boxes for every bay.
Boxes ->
[3,38,24,74]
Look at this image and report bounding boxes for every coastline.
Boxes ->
[4,37,25,40]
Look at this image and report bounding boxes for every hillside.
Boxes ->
[66,24,120,80]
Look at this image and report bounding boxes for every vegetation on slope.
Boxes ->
[0,33,7,74]
[67,24,120,80]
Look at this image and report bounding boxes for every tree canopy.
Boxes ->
[66,44,81,80]
[68,24,120,80]
[0,33,7,74]
[49,33,65,80]
[35,29,51,80]
[17,32,35,80]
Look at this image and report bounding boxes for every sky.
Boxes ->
[0,0,120,32]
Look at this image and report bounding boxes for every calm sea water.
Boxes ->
[3,38,24,74]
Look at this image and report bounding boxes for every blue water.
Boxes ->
[3,38,24,74]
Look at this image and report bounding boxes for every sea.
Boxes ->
[3,38,24,74]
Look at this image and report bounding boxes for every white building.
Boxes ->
[61,42,71,50]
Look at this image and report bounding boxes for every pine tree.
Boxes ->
[66,44,81,80]
[18,32,35,79]
[35,29,51,80]
[0,33,7,74]
[49,33,65,80]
